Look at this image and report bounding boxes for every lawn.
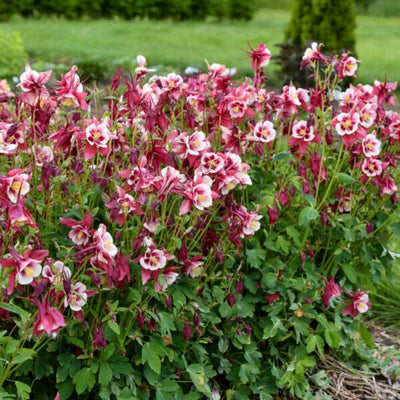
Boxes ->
[1,8,400,86]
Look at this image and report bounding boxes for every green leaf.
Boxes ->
[99,362,113,386]
[218,337,229,353]
[261,273,277,290]
[337,172,355,185]
[342,263,357,284]
[324,330,340,349]
[239,363,259,383]
[359,323,375,349]
[13,348,35,364]
[73,368,96,394]
[285,226,302,247]
[186,364,211,396]
[273,151,290,161]
[306,335,317,353]
[391,222,400,237]
[276,236,290,255]
[0,387,16,399]
[107,320,120,335]
[246,248,266,268]
[298,207,319,226]
[15,381,30,400]
[148,351,161,374]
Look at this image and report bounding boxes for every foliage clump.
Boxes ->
[0,30,27,79]
[0,44,399,399]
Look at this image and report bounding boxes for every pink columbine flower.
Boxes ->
[17,64,52,105]
[361,157,385,177]
[84,121,112,160]
[179,174,215,215]
[3,169,31,204]
[55,65,88,109]
[60,214,92,246]
[32,295,65,337]
[64,282,88,312]
[301,42,326,69]
[184,130,210,157]
[338,54,359,79]
[42,260,72,285]
[362,133,381,157]
[93,224,118,259]
[155,266,179,292]
[135,55,156,76]
[200,152,225,174]
[359,103,377,129]
[140,247,168,271]
[321,274,341,308]
[228,100,247,119]
[34,145,54,167]
[183,256,204,278]
[292,120,314,142]
[252,120,276,143]
[343,290,371,317]
[244,43,272,70]
[0,246,48,294]
[332,110,365,146]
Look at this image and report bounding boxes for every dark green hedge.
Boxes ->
[1,0,255,21]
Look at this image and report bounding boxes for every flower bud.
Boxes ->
[137,311,145,329]
[183,322,192,341]
[227,292,235,307]
[235,280,244,294]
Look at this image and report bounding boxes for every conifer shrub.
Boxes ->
[277,0,356,86]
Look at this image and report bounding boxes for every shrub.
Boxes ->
[277,0,356,86]
[229,0,255,20]
[0,45,398,399]
[0,30,28,79]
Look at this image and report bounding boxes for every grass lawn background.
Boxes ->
[1,8,400,88]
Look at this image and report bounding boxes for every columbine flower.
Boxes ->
[42,260,72,285]
[140,247,168,271]
[64,282,88,312]
[343,290,371,317]
[17,64,51,105]
[321,273,341,308]
[331,110,365,146]
[93,224,118,259]
[3,169,31,204]
[55,65,88,109]
[244,43,272,70]
[32,295,65,337]
[252,120,276,143]
[362,133,381,157]
[337,53,359,79]
[361,157,385,177]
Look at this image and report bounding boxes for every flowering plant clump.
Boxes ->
[0,43,399,399]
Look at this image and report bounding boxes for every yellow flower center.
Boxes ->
[343,119,352,129]
[198,194,206,203]
[25,266,34,277]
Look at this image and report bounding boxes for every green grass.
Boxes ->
[1,9,400,87]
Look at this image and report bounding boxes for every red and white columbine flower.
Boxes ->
[0,246,48,294]
[93,224,118,260]
[17,64,52,105]
[3,169,31,204]
[337,53,359,79]
[32,295,65,337]
[252,120,276,143]
[179,174,215,215]
[140,247,168,271]
[64,282,88,312]
[84,120,113,160]
[359,103,377,129]
[42,260,72,285]
[362,133,381,157]
[60,214,92,246]
[331,110,365,146]
[361,157,385,177]
[343,290,371,317]
[55,65,88,109]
